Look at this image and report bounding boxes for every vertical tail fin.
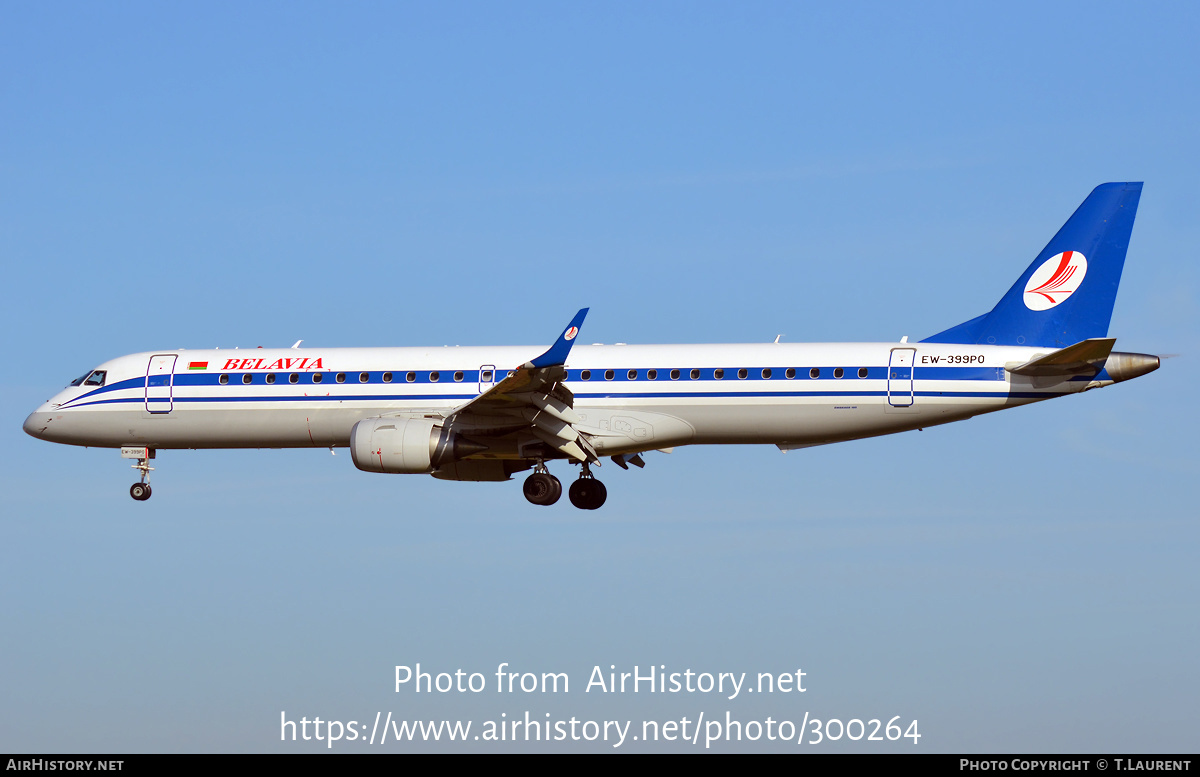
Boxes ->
[922,182,1142,347]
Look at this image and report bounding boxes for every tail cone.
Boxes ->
[1104,352,1160,383]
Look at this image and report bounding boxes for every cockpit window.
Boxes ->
[70,370,106,387]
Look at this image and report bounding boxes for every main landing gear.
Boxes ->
[568,463,606,510]
[522,462,562,506]
[522,461,607,510]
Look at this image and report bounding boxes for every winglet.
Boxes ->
[525,308,589,368]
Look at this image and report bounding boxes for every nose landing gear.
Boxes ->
[123,447,155,501]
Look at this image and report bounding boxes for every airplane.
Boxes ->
[23,182,1160,510]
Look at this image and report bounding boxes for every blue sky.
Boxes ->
[2,2,1197,752]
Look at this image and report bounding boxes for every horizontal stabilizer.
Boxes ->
[1006,338,1115,376]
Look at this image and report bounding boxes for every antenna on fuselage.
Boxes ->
[291,340,303,349]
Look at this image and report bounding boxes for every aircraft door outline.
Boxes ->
[478,364,496,394]
[145,355,178,414]
[888,348,916,407]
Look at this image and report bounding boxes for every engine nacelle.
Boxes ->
[350,417,483,474]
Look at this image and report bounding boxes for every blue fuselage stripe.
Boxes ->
[60,387,1068,410]
[57,362,1081,410]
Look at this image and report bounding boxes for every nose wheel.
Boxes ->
[128,451,154,501]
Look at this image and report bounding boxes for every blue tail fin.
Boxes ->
[922,182,1142,347]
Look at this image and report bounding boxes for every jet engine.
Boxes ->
[350,417,485,474]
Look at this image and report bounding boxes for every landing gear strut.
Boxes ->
[128,450,154,501]
[568,461,606,510]
[522,461,562,506]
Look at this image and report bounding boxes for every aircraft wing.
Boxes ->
[445,308,599,463]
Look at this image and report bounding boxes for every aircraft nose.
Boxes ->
[23,411,52,440]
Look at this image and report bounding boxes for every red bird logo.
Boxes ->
[1023,251,1087,311]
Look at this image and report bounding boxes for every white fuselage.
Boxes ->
[23,341,1099,457]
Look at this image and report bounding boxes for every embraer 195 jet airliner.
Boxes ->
[24,183,1160,509]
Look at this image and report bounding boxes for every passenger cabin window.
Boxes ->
[647,369,658,380]
[383,372,393,383]
[810,368,820,379]
[219,375,229,385]
[266,374,276,384]
[670,369,681,380]
[627,369,637,380]
[336,373,346,383]
[762,368,772,379]
[242,374,252,384]
[834,368,844,379]
[360,372,370,383]
[429,371,440,383]
[289,373,299,384]
[858,367,868,379]
[737,368,748,379]
[604,370,615,381]
[786,368,796,379]
[581,370,591,380]
[481,370,493,381]
[690,369,700,380]
[406,372,416,382]
[312,373,323,384]
[454,371,464,382]
[714,369,724,380]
